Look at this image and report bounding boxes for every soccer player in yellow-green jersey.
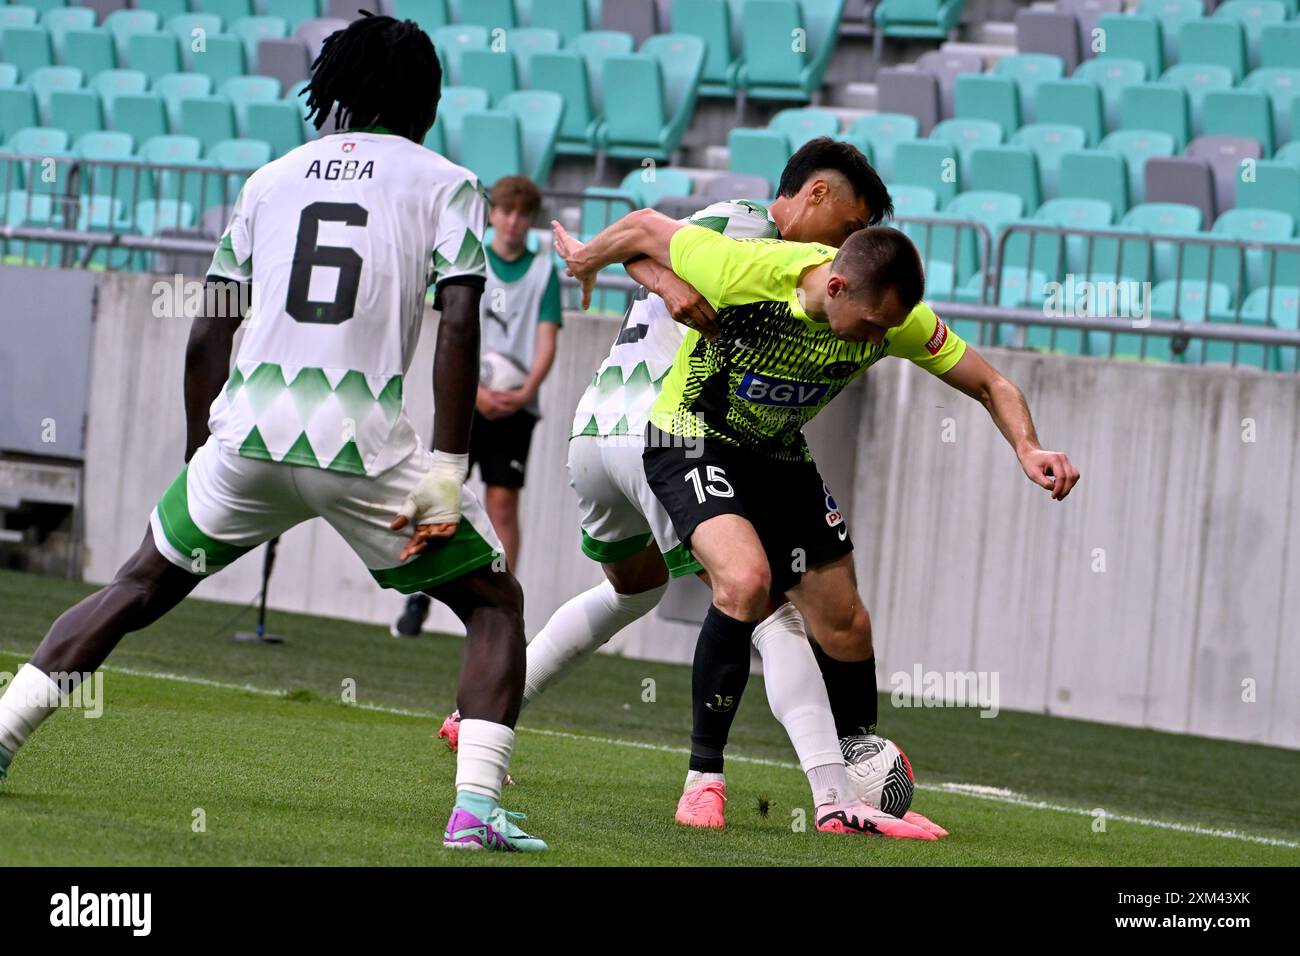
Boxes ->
[555,209,1080,833]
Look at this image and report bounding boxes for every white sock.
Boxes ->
[751,603,849,808]
[524,579,667,703]
[455,718,515,802]
[0,664,66,754]
[685,770,725,791]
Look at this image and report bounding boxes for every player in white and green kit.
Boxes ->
[0,15,546,852]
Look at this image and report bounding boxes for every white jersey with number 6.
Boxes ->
[206,131,488,478]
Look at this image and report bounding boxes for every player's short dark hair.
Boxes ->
[776,137,893,226]
[303,12,441,137]
[831,227,925,310]
[490,176,543,217]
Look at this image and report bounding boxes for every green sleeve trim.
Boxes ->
[539,266,563,325]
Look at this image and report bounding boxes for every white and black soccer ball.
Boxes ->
[480,351,529,391]
[842,734,916,817]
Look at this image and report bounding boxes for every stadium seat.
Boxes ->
[1215,1,1287,70]
[1035,78,1106,146]
[671,0,738,94]
[459,49,516,105]
[0,8,39,30]
[600,34,703,161]
[0,64,16,88]
[1120,83,1190,149]
[1187,134,1263,214]
[727,128,791,193]
[892,138,959,206]
[1243,68,1300,144]
[1152,279,1238,365]
[167,14,223,47]
[431,24,488,85]
[529,51,598,155]
[874,0,967,60]
[600,0,656,44]
[1058,148,1131,214]
[220,75,280,132]
[968,144,1043,212]
[1213,206,1296,292]
[954,73,1020,138]
[29,65,83,121]
[1277,140,1300,168]
[0,87,39,142]
[890,182,939,218]
[452,0,515,30]
[1143,155,1217,224]
[179,95,237,153]
[497,90,562,183]
[1161,64,1234,135]
[699,171,771,202]
[916,49,983,120]
[1,25,54,79]
[1074,58,1147,132]
[188,34,245,85]
[1179,17,1248,81]
[1037,196,1117,274]
[140,132,202,165]
[1060,0,1122,58]
[848,112,918,180]
[104,10,161,62]
[230,16,289,64]
[1096,13,1163,79]
[263,0,323,33]
[930,118,1001,177]
[125,31,181,81]
[430,85,488,163]
[1235,159,1300,217]
[459,109,521,185]
[137,197,197,236]
[569,31,635,113]
[256,37,310,91]
[1202,88,1276,154]
[198,0,258,18]
[943,189,1024,290]
[769,108,840,150]
[75,130,142,211]
[1241,286,1300,372]
[244,99,303,156]
[1015,9,1081,75]
[994,53,1065,123]
[108,91,168,143]
[875,67,940,136]
[49,89,104,140]
[615,166,693,208]
[136,0,189,19]
[42,7,96,61]
[1260,23,1300,70]
[80,0,130,24]
[527,0,587,43]
[90,69,148,120]
[1012,123,1088,198]
[736,0,842,103]
[152,73,212,130]
[61,28,116,79]
[1100,129,1177,204]
[1137,0,1202,63]
[507,28,560,87]
[209,136,271,200]
[1124,202,1205,285]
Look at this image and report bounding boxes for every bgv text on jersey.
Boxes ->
[736,371,831,408]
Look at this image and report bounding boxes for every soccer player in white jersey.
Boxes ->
[0,15,546,852]
[442,140,944,838]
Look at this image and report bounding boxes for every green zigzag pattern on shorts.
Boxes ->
[571,361,673,438]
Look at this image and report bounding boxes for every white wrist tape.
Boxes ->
[398,450,469,528]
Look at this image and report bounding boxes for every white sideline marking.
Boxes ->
[16,658,1300,851]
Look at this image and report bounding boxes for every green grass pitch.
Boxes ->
[0,569,1296,866]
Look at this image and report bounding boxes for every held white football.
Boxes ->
[480,351,529,391]
[841,734,917,817]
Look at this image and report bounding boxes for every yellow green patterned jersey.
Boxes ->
[648,225,968,461]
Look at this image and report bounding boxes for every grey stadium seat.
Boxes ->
[257,37,312,90]
[917,49,984,120]
[1016,9,1082,74]
[655,194,705,220]
[876,67,941,135]
[83,0,128,24]
[1057,0,1121,59]
[295,18,349,59]
[701,173,773,202]
[326,0,371,21]
[1187,136,1263,217]
[1144,156,1217,224]
[601,0,659,45]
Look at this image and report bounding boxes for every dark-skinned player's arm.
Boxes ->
[184,277,249,463]
[938,346,1081,501]
[390,278,485,561]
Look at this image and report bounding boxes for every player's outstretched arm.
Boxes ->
[390,281,483,560]
[552,208,684,309]
[939,346,1081,501]
[183,277,248,462]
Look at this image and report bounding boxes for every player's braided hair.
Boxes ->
[302,12,442,138]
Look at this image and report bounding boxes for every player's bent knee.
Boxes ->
[712,564,771,621]
[816,604,873,659]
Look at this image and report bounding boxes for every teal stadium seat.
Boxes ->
[1035,79,1106,146]
[188,34,245,86]
[1178,17,1248,81]
[431,25,488,86]
[968,144,1042,212]
[61,29,116,79]
[529,51,600,155]
[1123,202,1203,285]
[50,88,103,140]
[0,87,39,141]
[848,112,918,180]
[179,94,237,153]
[136,0,190,19]
[727,127,791,193]
[1,25,54,79]
[76,130,145,212]
[41,7,96,61]
[600,34,703,161]
[1276,141,1300,168]
[892,138,959,206]
[954,73,1020,138]
[429,85,488,163]
[1260,23,1300,70]
[1213,207,1296,292]
[1012,124,1087,198]
[1215,1,1287,70]
[91,69,149,121]
[209,136,271,203]
[29,64,82,121]
[104,10,161,62]
[154,72,214,128]
[616,166,694,208]
[1138,0,1203,63]
[0,8,38,30]
[1235,159,1300,218]
[167,15,224,48]
[245,99,304,156]
[929,118,1001,179]
[1120,83,1190,149]
[126,31,181,81]
[0,64,17,87]
[1243,68,1300,144]
[526,0,587,43]
[220,75,281,133]
[1202,88,1275,154]
[263,0,324,33]
[570,31,635,113]
[940,189,1024,295]
[738,0,843,103]
[1241,285,1300,370]
[1097,13,1163,80]
[1161,64,1234,135]
[672,0,739,94]
[498,90,562,183]
[459,49,517,105]
[231,16,290,64]
[1100,129,1176,205]
[874,0,966,60]
[455,0,517,31]
[1037,196,1117,275]
[196,0,257,21]
[770,107,840,150]
[507,28,560,87]
[109,92,168,143]
[1074,58,1146,132]
[993,53,1064,123]
[459,109,522,186]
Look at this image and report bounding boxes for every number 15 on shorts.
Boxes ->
[684,465,735,504]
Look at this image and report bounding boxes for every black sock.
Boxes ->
[811,642,878,738]
[689,605,757,773]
